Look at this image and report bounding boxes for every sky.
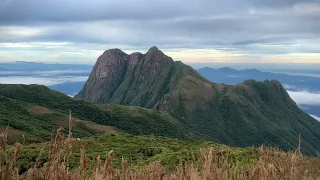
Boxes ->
[0,0,320,66]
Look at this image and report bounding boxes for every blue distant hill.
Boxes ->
[198,67,320,91]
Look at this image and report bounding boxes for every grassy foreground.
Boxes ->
[1,125,320,180]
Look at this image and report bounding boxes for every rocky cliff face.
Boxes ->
[75,48,129,103]
[75,46,320,156]
[75,46,206,108]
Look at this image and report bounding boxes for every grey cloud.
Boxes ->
[0,0,318,23]
[0,0,226,23]
[2,15,319,44]
[248,0,318,7]
[0,0,319,57]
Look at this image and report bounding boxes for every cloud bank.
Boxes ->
[0,76,88,86]
[288,91,320,105]
[310,114,320,121]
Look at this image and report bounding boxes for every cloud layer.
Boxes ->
[288,91,320,105]
[310,114,320,121]
[0,76,88,86]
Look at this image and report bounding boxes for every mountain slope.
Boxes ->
[0,93,115,143]
[0,84,198,143]
[75,47,320,156]
[198,67,320,117]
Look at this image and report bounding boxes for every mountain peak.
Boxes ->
[146,46,162,55]
[149,46,159,51]
[75,47,175,104]
[217,67,238,73]
[144,46,174,65]
[103,48,127,56]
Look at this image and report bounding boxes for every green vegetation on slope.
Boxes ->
[172,80,320,156]
[0,84,198,144]
[0,94,115,144]
[2,131,320,179]
[5,133,258,174]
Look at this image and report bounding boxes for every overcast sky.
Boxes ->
[0,0,319,66]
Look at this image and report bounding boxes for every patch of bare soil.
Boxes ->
[82,121,116,134]
[0,127,24,135]
[60,115,116,134]
[28,105,52,115]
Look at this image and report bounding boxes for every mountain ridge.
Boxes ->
[75,47,320,156]
[197,66,320,118]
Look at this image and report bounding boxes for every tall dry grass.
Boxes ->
[1,118,320,179]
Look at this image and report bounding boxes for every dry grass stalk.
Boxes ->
[1,125,320,180]
[121,158,127,180]
[80,148,87,179]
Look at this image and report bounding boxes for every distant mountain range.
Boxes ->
[198,67,320,91]
[0,61,92,72]
[75,46,320,156]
